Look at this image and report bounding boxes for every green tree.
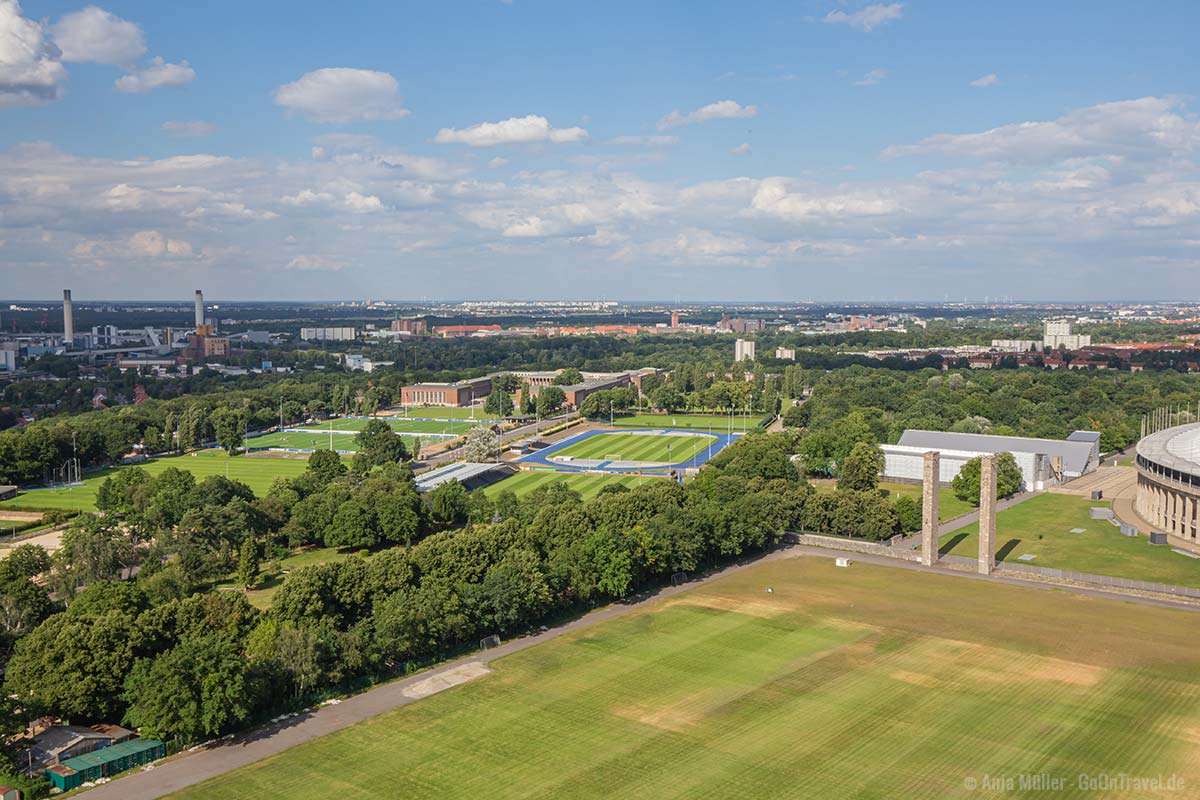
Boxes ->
[353,419,409,472]
[893,494,922,533]
[536,385,566,417]
[952,452,1024,506]
[484,388,512,417]
[211,407,246,454]
[428,480,468,526]
[651,384,685,413]
[237,537,260,589]
[838,442,884,492]
[122,635,254,743]
[553,367,583,385]
[306,449,347,485]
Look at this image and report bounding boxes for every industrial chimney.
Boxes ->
[194,289,204,329]
[63,289,74,348]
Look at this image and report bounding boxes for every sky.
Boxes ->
[1,0,1198,302]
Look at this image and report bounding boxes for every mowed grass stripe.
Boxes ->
[558,433,715,464]
[171,558,1200,800]
[485,471,665,500]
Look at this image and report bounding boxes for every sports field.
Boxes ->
[299,417,478,435]
[172,556,1200,799]
[249,431,362,452]
[485,470,669,500]
[940,493,1200,587]
[389,407,499,421]
[0,451,320,513]
[611,413,765,433]
[556,432,717,464]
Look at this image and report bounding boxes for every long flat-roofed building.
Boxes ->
[401,375,493,407]
[881,429,1100,491]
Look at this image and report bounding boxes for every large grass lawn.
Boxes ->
[610,412,764,433]
[557,432,717,464]
[0,451,321,513]
[389,406,500,421]
[940,493,1200,587]
[485,470,669,500]
[172,556,1200,800]
[813,481,975,522]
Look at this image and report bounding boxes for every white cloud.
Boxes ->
[162,120,216,137]
[854,69,888,86]
[824,3,904,32]
[731,142,752,155]
[286,255,347,272]
[275,68,409,124]
[115,57,194,92]
[52,6,144,64]
[434,115,588,147]
[487,157,509,168]
[884,96,1200,163]
[970,73,999,88]
[657,100,757,130]
[0,0,67,107]
[74,230,195,260]
[607,135,680,146]
[343,191,383,213]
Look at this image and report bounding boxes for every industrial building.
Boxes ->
[880,429,1101,491]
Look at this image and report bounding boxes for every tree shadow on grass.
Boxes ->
[996,538,1022,563]
[938,533,968,556]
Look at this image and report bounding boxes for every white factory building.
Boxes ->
[880,429,1101,491]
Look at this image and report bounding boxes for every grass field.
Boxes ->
[173,556,1200,800]
[389,407,500,421]
[556,432,717,464]
[814,481,976,521]
[0,451,321,513]
[610,413,765,433]
[248,431,363,452]
[940,493,1200,587]
[485,470,669,500]
[299,417,479,435]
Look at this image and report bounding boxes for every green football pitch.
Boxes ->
[610,413,765,433]
[0,451,322,513]
[171,556,1200,799]
[555,432,717,464]
[940,493,1200,588]
[485,471,669,500]
[301,417,480,435]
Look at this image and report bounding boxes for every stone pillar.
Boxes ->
[921,451,940,566]
[978,455,997,575]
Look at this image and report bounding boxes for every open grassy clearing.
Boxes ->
[610,412,764,433]
[0,451,327,513]
[814,480,976,521]
[557,432,717,464]
[215,545,369,610]
[173,556,1200,800]
[940,492,1200,587]
[484,470,668,500]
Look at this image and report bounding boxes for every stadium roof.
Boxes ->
[896,429,1099,475]
[415,461,508,493]
[1136,422,1200,478]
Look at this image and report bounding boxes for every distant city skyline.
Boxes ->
[2,1,1198,301]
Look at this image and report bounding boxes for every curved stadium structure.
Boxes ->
[1136,422,1200,551]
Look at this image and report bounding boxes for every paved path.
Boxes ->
[75,548,797,800]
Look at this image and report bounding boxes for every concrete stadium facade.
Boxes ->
[1135,422,1200,552]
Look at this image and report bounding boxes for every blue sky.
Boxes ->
[1,0,1198,301]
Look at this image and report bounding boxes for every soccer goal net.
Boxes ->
[479,634,501,650]
[604,454,622,461]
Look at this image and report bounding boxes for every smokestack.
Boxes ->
[63,289,74,347]
[194,289,204,329]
